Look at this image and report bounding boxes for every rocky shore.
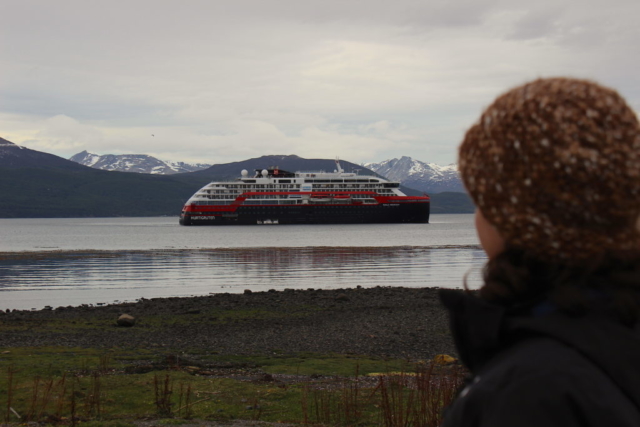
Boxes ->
[0,286,458,360]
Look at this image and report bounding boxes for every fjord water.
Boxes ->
[0,214,485,310]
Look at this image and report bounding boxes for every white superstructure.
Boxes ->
[185,159,404,207]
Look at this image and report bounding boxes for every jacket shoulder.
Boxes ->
[441,336,640,427]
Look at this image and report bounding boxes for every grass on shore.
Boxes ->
[0,304,327,334]
[0,346,463,426]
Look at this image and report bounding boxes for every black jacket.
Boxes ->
[439,289,640,427]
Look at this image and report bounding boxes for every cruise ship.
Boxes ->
[179,160,430,225]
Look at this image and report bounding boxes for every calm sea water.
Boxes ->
[0,214,485,310]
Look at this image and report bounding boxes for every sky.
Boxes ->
[1,0,639,166]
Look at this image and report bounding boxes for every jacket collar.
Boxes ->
[439,289,640,410]
[438,289,506,371]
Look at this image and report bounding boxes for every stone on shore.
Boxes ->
[117,314,136,327]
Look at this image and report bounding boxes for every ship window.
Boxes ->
[279,179,291,183]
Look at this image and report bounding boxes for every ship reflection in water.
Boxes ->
[0,246,486,310]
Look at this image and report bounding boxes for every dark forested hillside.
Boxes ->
[0,137,87,171]
[429,192,474,214]
[0,141,472,217]
[0,167,202,218]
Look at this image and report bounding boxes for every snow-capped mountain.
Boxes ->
[363,156,464,194]
[69,151,212,175]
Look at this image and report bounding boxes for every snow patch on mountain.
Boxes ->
[69,151,212,175]
[0,137,26,151]
[363,156,464,194]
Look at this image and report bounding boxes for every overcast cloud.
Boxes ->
[1,0,639,165]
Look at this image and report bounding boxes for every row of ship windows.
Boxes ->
[242,206,370,211]
[203,188,393,196]
[233,179,382,185]
[212,184,299,189]
[197,193,381,201]
[191,199,377,206]
[206,184,389,192]
[302,179,380,183]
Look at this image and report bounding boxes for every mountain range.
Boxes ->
[1,137,473,217]
[363,156,464,194]
[69,151,465,195]
[69,151,212,174]
[0,137,193,217]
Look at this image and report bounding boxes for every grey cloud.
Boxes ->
[0,88,169,124]
[506,8,561,40]
[2,0,640,166]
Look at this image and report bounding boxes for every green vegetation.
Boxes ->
[0,347,463,426]
[0,303,326,336]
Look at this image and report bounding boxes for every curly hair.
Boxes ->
[478,246,640,326]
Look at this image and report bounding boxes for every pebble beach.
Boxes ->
[0,286,458,361]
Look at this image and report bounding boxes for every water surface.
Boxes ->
[0,215,485,310]
[0,214,478,251]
